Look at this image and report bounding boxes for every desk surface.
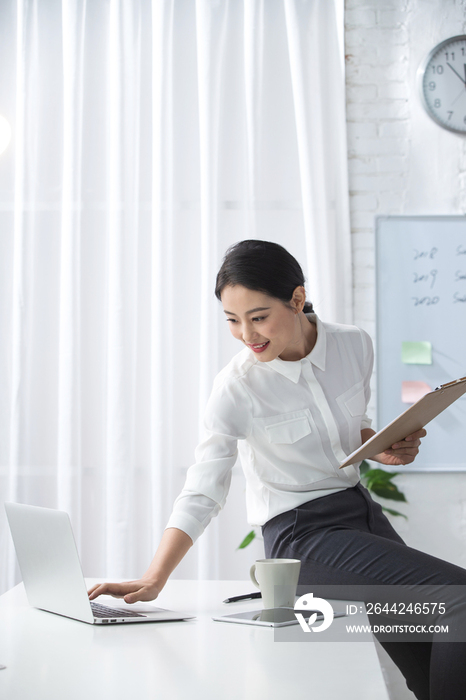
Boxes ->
[0,579,389,700]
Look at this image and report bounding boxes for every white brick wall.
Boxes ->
[345,0,466,574]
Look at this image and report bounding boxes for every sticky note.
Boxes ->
[401,380,432,404]
[401,341,432,365]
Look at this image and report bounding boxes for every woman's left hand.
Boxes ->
[371,428,427,467]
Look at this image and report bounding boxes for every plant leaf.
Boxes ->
[364,468,400,485]
[369,482,407,502]
[382,506,408,519]
[359,463,408,516]
[237,530,256,550]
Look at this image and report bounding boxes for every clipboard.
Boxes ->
[339,376,466,469]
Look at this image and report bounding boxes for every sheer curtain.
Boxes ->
[0,0,351,594]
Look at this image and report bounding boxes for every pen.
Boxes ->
[223,592,262,604]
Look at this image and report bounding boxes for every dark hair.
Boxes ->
[215,240,314,313]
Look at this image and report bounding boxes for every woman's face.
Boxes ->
[220,284,308,362]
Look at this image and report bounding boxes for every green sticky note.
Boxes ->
[401,341,432,365]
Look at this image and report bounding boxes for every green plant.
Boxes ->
[359,460,407,518]
[238,529,256,549]
[237,460,408,549]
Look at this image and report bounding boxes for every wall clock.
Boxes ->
[418,35,466,134]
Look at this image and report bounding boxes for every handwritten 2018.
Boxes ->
[413,248,438,260]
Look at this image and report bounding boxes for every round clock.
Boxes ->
[418,35,466,134]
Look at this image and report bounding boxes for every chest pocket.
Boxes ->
[336,381,366,417]
[344,388,366,417]
[264,410,312,444]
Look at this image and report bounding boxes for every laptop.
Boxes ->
[5,502,195,625]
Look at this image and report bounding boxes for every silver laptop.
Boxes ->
[5,502,194,625]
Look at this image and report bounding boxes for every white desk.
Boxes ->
[0,579,389,700]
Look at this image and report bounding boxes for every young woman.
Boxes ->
[89,240,466,700]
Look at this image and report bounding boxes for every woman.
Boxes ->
[89,240,466,700]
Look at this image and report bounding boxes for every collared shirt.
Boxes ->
[166,314,374,543]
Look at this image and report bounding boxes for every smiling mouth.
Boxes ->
[248,341,270,353]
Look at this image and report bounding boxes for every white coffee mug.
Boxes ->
[250,558,301,609]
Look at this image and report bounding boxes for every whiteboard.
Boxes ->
[376,216,466,471]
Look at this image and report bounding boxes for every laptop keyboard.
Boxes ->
[91,602,145,619]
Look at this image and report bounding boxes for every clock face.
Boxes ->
[419,35,466,134]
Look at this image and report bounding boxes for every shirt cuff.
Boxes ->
[165,511,208,544]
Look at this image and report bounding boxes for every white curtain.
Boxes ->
[0,0,351,594]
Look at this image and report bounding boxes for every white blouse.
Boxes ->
[166,314,374,543]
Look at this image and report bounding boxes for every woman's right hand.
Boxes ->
[87,577,162,605]
[87,527,193,605]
